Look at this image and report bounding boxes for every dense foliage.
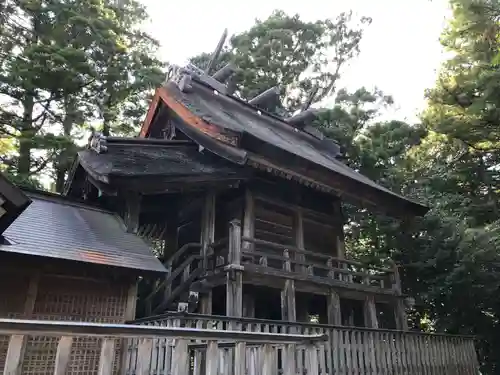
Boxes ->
[0,0,165,191]
[1,0,500,372]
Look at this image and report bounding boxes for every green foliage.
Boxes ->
[190,10,371,113]
[0,0,165,190]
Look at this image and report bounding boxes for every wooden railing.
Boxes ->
[143,242,202,315]
[241,236,397,291]
[132,313,480,375]
[0,318,325,375]
[205,221,399,293]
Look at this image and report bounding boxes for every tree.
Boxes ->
[191,10,371,113]
[87,0,165,137]
[0,0,166,190]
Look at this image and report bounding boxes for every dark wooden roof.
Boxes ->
[0,172,31,236]
[68,137,248,195]
[0,190,167,273]
[139,77,428,217]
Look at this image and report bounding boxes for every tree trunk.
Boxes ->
[54,98,77,193]
[17,96,34,177]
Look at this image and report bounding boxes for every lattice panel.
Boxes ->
[0,273,129,375]
[0,272,30,372]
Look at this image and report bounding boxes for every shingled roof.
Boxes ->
[0,190,166,273]
[139,68,428,217]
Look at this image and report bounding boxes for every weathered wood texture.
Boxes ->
[0,317,325,375]
[131,314,480,375]
[0,259,134,375]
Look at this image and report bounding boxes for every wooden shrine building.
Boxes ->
[64,62,428,331]
[0,172,166,373]
[0,45,480,375]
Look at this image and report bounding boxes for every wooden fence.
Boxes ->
[129,313,480,375]
[0,318,325,375]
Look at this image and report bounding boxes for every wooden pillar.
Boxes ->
[281,250,296,322]
[390,261,408,331]
[9,272,41,374]
[394,299,409,331]
[200,191,216,314]
[327,289,341,325]
[242,189,255,251]
[364,295,379,328]
[226,220,243,317]
[124,192,141,234]
[119,280,138,374]
[293,208,306,273]
[333,200,345,259]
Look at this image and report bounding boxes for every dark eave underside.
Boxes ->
[74,141,249,194]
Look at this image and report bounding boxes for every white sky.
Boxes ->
[140,0,451,122]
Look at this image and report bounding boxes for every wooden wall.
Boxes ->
[0,254,137,375]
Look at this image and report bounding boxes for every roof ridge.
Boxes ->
[24,189,112,214]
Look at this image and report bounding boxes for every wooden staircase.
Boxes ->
[141,242,207,316]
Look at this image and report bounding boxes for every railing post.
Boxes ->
[54,336,73,375]
[234,342,246,375]
[3,335,24,375]
[262,344,274,375]
[390,261,408,331]
[226,219,243,318]
[305,343,319,375]
[206,341,219,375]
[97,338,116,375]
[172,339,189,375]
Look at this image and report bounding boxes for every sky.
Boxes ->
[140,0,452,122]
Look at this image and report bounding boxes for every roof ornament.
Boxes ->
[248,86,281,111]
[87,128,108,154]
[286,108,320,128]
[168,29,234,95]
[205,28,228,75]
[169,63,229,95]
[212,63,237,83]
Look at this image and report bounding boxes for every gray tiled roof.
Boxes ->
[0,192,166,273]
